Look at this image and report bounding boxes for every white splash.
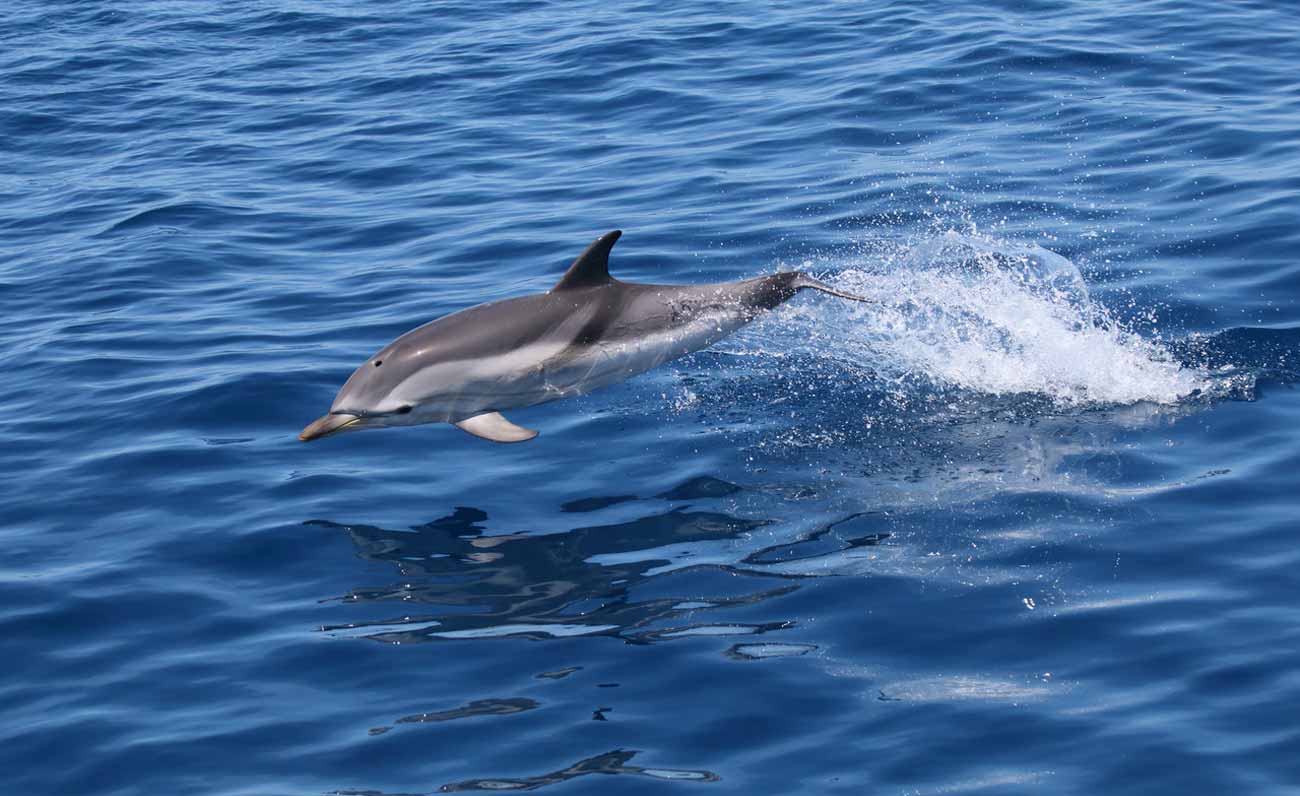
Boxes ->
[757,230,1206,407]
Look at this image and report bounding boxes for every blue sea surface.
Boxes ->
[4,1,1300,793]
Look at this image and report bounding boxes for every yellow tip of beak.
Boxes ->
[299,413,360,442]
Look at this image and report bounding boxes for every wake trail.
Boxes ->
[740,230,1210,408]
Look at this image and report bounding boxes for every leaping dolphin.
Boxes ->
[300,230,870,444]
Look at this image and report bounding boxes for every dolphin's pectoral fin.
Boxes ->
[454,412,539,443]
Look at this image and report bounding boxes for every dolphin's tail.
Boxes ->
[792,273,875,304]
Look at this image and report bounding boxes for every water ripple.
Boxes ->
[4,0,1300,794]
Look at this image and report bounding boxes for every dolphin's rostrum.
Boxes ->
[300,230,871,443]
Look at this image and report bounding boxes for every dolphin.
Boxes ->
[300,230,870,444]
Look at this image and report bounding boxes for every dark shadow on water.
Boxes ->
[741,512,889,567]
[328,750,720,795]
[438,749,720,791]
[367,698,539,737]
[307,490,822,645]
[558,476,743,512]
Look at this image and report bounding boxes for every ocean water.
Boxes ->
[3,1,1300,793]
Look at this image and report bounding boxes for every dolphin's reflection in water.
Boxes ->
[328,750,719,795]
[308,490,829,645]
[439,749,720,792]
[310,488,888,792]
[367,697,539,737]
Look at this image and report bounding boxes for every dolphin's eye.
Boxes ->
[374,360,383,367]
[394,405,412,415]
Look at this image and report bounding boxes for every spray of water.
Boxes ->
[744,230,1207,408]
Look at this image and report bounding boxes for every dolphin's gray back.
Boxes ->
[389,271,798,365]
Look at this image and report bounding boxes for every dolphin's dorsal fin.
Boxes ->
[551,230,622,291]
